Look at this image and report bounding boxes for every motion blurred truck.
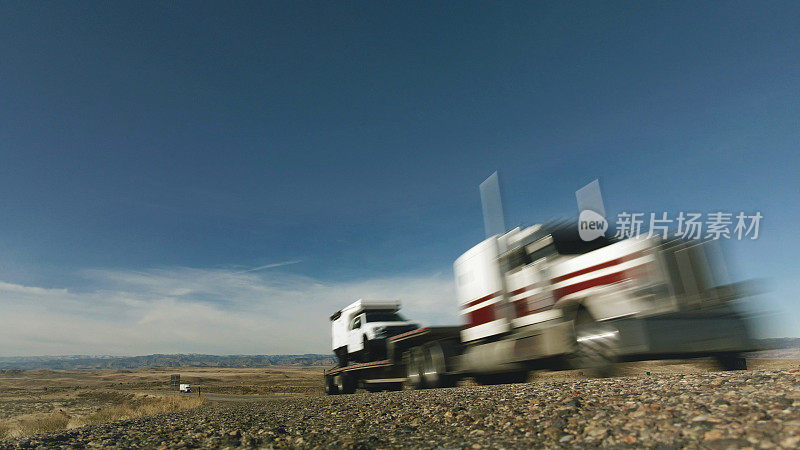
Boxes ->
[324,222,755,394]
[331,299,419,366]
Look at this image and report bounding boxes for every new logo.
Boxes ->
[578,209,608,241]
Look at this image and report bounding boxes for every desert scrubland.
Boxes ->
[0,359,798,448]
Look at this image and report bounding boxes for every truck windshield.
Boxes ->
[364,311,405,323]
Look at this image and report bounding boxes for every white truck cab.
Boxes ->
[331,299,418,366]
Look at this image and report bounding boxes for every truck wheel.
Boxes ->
[334,374,356,394]
[324,375,339,395]
[405,347,426,389]
[715,353,747,371]
[570,310,619,378]
[423,342,457,388]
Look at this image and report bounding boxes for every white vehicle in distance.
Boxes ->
[331,299,418,366]
[179,383,191,393]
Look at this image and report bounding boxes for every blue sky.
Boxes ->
[0,2,798,355]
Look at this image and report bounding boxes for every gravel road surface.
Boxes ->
[3,370,799,448]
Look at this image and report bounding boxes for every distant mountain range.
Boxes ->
[755,337,800,350]
[0,353,335,370]
[1,338,797,371]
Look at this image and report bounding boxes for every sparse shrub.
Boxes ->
[5,392,205,439]
[77,394,204,426]
[18,411,70,435]
[0,421,10,440]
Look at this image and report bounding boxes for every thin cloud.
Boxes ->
[0,267,458,356]
[229,260,303,274]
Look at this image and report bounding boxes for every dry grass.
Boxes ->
[0,393,204,440]
[0,365,323,441]
[76,393,205,426]
[0,366,325,400]
[18,411,71,436]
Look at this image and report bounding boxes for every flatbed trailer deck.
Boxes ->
[324,326,462,394]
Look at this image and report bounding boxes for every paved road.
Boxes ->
[134,389,309,403]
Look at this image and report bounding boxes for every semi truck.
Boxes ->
[324,221,756,395]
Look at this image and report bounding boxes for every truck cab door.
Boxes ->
[347,315,364,354]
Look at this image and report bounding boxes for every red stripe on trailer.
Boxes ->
[324,359,391,375]
[553,270,629,300]
[508,283,538,296]
[513,295,530,317]
[553,261,655,301]
[463,291,502,308]
[550,250,648,284]
[467,302,496,327]
[389,327,429,342]
[460,291,502,328]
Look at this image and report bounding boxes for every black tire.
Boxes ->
[405,347,426,389]
[324,375,339,395]
[473,371,528,385]
[422,342,457,388]
[570,309,619,378]
[715,353,747,371]
[335,374,356,394]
